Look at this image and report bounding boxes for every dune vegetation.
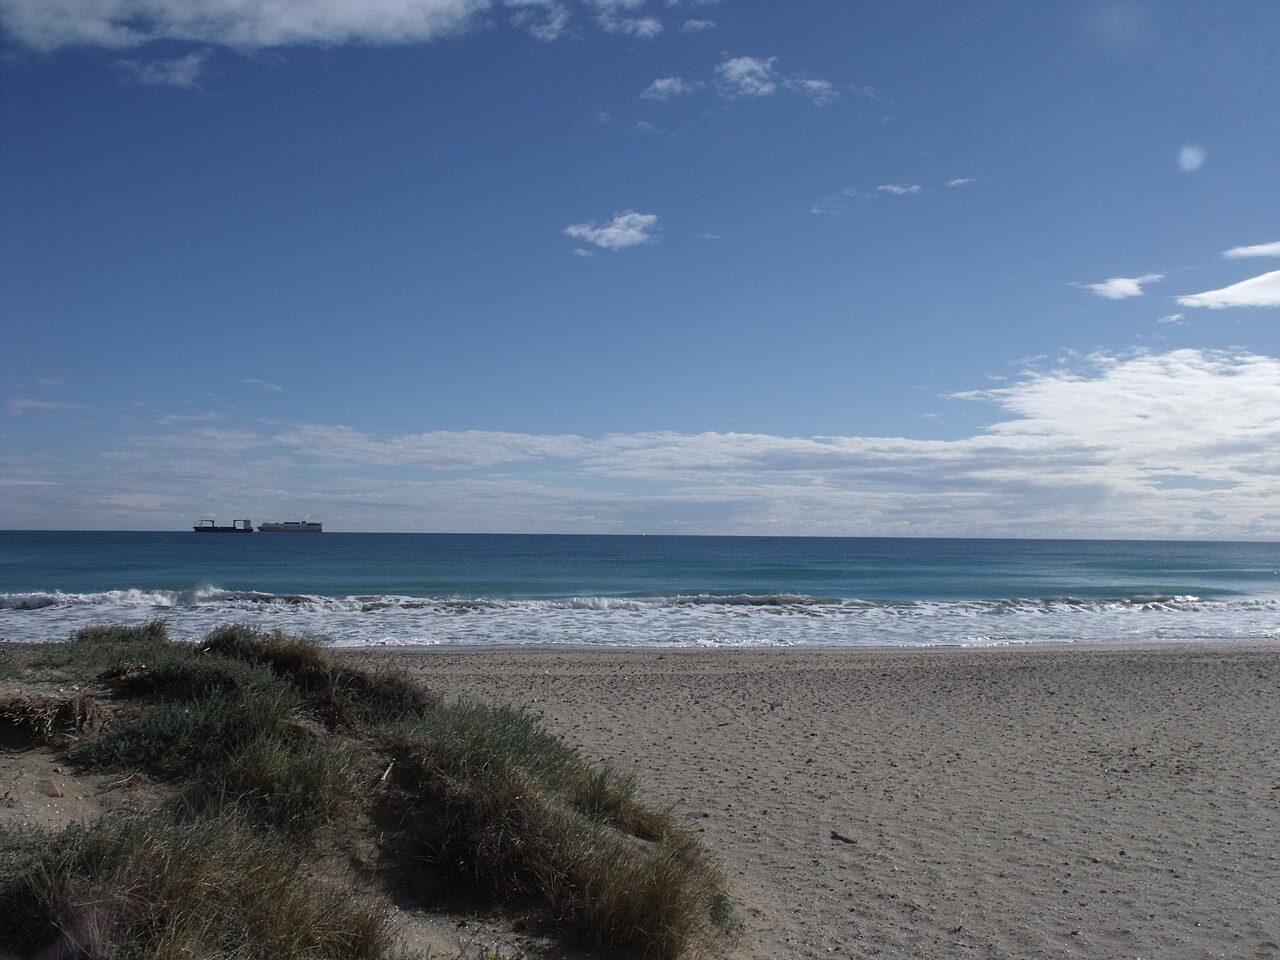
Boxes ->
[0,621,735,959]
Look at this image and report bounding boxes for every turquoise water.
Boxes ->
[2,532,1278,647]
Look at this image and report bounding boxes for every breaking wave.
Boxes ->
[2,587,1277,648]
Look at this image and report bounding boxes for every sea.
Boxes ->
[1,531,1277,649]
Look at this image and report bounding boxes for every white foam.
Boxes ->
[1,589,1277,648]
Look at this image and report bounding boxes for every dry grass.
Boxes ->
[0,693,111,748]
[0,812,392,960]
[0,624,735,959]
[382,702,734,959]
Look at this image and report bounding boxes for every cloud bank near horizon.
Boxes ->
[5,349,1279,539]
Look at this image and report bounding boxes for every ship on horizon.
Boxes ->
[193,518,254,533]
[259,520,323,533]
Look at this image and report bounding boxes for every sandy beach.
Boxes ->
[358,644,1280,959]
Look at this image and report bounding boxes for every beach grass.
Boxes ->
[0,812,393,960]
[0,621,735,959]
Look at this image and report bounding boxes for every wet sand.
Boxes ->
[358,644,1280,959]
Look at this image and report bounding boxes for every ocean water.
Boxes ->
[1,531,1277,648]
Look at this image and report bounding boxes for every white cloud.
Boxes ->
[715,55,779,97]
[603,14,662,37]
[563,210,658,250]
[877,183,922,196]
[810,187,877,215]
[1177,270,1280,309]
[1157,313,1186,325]
[784,77,838,105]
[585,0,661,37]
[115,49,211,87]
[947,177,976,187]
[0,0,492,51]
[506,0,571,41]
[681,18,714,31]
[714,56,838,104]
[1082,273,1164,300]
[1223,240,1280,259]
[640,76,694,101]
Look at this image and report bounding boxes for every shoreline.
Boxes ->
[338,638,1278,654]
[351,643,1280,959]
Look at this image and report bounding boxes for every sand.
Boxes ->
[4,643,1276,958]
[358,643,1280,959]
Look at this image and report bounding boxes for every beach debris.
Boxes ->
[830,830,858,845]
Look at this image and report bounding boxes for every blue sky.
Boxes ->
[2,0,1278,537]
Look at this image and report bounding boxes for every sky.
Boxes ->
[1,0,1278,538]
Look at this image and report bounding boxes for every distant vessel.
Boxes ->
[259,521,323,533]
[193,519,254,533]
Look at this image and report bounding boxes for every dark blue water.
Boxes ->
[2,532,1277,647]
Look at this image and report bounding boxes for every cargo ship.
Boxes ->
[193,519,254,533]
[259,521,323,533]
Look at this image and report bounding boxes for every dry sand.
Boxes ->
[4,643,1276,958]
[360,643,1280,960]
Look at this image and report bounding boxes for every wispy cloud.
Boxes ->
[811,181,933,215]
[1223,240,1280,259]
[1177,270,1280,309]
[272,425,592,469]
[0,0,493,51]
[640,76,695,101]
[1157,313,1186,325]
[712,55,839,105]
[947,177,976,187]
[681,18,714,31]
[784,77,838,105]
[586,0,662,37]
[563,210,659,250]
[6,398,89,416]
[1082,273,1164,300]
[115,49,212,88]
[506,0,572,41]
[243,378,284,393]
